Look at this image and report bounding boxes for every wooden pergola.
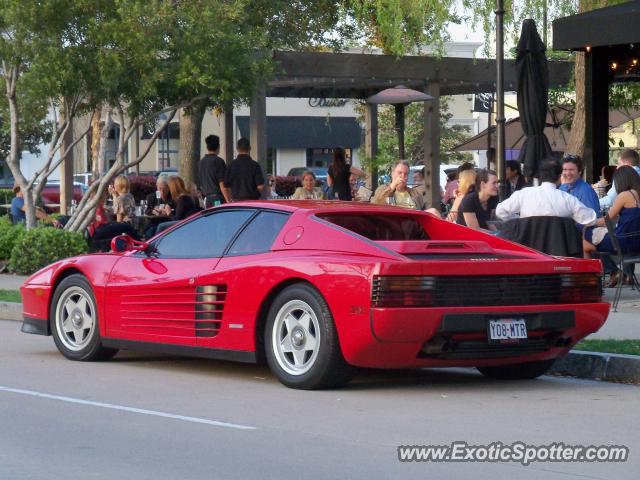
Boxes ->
[242,50,573,207]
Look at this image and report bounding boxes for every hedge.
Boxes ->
[9,226,88,275]
[0,216,26,261]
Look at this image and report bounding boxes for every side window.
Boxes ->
[227,211,289,256]
[154,210,254,258]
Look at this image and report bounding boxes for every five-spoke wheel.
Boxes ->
[265,284,352,389]
[271,299,321,376]
[50,274,117,361]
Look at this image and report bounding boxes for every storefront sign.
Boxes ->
[308,98,349,108]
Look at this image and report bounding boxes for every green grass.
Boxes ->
[0,289,21,303]
[573,339,640,356]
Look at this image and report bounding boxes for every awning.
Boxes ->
[236,116,363,149]
[553,2,640,51]
[453,106,640,152]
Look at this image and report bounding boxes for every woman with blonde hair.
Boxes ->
[110,175,136,223]
[447,169,477,222]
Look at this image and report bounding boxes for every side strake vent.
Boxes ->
[195,285,227,337]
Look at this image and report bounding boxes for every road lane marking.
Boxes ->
[0,385,256,431]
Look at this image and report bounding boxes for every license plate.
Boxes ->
[488,318,527,342]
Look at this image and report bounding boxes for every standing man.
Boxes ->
[224,138,265,201]
[559,154,600,216]
[600,149,640,210]
[198,134,229,207]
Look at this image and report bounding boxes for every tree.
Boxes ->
[1,0,101,228]
[1,0,272,231]
[2,0,468,231]
[175,1,459,180]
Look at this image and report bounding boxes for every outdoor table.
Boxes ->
[132,214,170,238]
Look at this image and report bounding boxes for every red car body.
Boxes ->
[21,201,609,388]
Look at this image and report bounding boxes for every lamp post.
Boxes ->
[366,85,434,160]
[496,0,506,199]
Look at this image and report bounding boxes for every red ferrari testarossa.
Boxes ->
[21,201,609,389]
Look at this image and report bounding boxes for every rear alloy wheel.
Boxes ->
[477,359,556,380]
[50,274,117,361]
[265,284,351,389]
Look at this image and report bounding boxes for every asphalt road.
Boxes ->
[1,319,637,480]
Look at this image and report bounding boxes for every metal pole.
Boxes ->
[495,0,506,199]
[395,104,405,160]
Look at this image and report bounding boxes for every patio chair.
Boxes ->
[603,214,640,311]
[497,216,583,258]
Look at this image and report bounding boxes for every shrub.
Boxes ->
[9,227,88,275]
[129,175,156,202]
[0,188,13,207]
[0,217,26,261]
[275,176,301,197]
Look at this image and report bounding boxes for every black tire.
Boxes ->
[49,274,118,361]
[265,284,352,389]
[477,359,556,380]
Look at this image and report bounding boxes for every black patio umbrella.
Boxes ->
[516,19,552,179]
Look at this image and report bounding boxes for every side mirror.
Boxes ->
[110,235,149,253]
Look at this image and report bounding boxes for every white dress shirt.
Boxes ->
[496,182,597,226]
[599,165,640,209]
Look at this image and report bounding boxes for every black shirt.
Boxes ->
[172,195,201,221]
[224,154,265,200]
[145,191,175,215]
[329,164,351,200]
[457,192,498,229]
[198,153,227,202]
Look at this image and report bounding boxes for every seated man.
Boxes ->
[144,177,175,238]
[495,159,597,227]
[559,154,600,217]
[371,160,429,210]
[10,185,61,227]
[504,160,527,198]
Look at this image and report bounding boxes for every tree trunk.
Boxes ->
[179,100,207,184]
[566,52,586,156]
[90,107,102,179]
[566,0,612,157]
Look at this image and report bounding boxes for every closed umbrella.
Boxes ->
[516,19,552,178]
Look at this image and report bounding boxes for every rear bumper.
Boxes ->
[341,303,610,369]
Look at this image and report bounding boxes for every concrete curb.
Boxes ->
[2,300,638,383]
[549,350,640,384]
[0,301,22,321]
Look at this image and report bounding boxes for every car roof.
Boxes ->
[214,199,420,215]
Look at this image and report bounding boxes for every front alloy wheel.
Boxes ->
[50,274,117,361]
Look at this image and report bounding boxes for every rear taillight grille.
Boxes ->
[372,274,602,307]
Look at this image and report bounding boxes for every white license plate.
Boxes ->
[488,318,528,342]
